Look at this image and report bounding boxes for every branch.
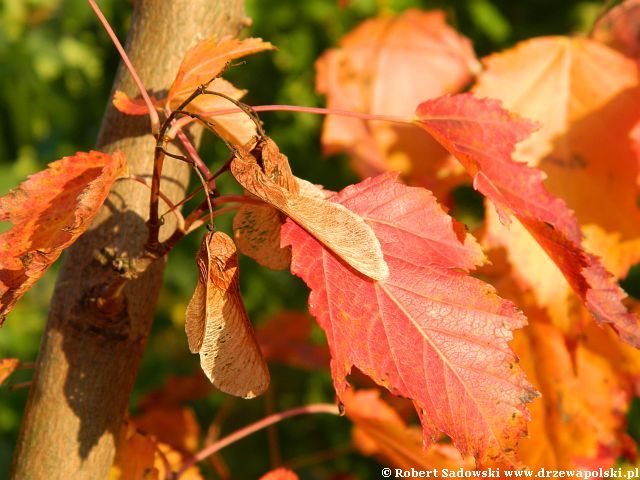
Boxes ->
[176,403,340,478]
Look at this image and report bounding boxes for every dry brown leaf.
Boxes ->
[185,231,269,398]
[231,149,388,281]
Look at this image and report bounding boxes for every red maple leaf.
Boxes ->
[281,173,536,463]
[414,94,640,347]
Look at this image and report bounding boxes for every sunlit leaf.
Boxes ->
[0,150,127,323]
[281,173,536,463]
[414,93,640,346]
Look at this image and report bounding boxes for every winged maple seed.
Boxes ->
[414,93,640,347]
[233,138,298,270]
[281,173,537,464]
[231,139,389,281]
[0,150,127,323]
[185,231,269,398]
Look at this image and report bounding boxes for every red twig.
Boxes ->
[186,205,240,233]
[175,403,339,478]
[87,0,160,134]
[169,105,412,134]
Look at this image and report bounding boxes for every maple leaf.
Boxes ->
[231,148,388,281]
[512,321,632,470]
[592,0,640,59]
[167,36,273,105]
[414,93,640,347]
[182,78,257,147]
[185,231,269,398]
[109,422,203,480]
[281,173,536,463]
[479,249,636,471]
[112,91,162,115]
[343,388,475,471]
[133,406,200,454]
[0,150,127,323]
[316,9,477,197]
[115,36,273,148]
[114,79,257,148]
[258,468,299,480]
[472,37,640,333]
[0,358,20,386]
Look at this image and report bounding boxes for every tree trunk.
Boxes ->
[11,1,245,478]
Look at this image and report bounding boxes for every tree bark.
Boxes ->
[11,1,245,478]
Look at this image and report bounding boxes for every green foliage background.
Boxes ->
[0,0,632,478]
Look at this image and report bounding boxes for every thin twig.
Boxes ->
[10,381,32,391]
[176,128,214,184]
[175,403,339,478]
[87,0,159,134]
[192,164,215,230]
[202,89,266,138]
[186,205,239,233]
[196,104,412,125]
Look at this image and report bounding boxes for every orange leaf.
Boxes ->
[0,150,127,323]
[474,37,640,281]
[109,423,158,480]
[470,37,640,339]
[233,139,297,270]
[133,406,200,454]
[414,93,640,347]
[259,468,299,480]
[112,91,162,116]
[185,231,269,398]
[168,36,273,104]
[109,423,202,480]
[256,311,330,370]
[231,149,388,281]
[343,389,475,471]
[0,358,20,386]
[173,78,258,148]
[316,9,477,196]
[512,321,632,470]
